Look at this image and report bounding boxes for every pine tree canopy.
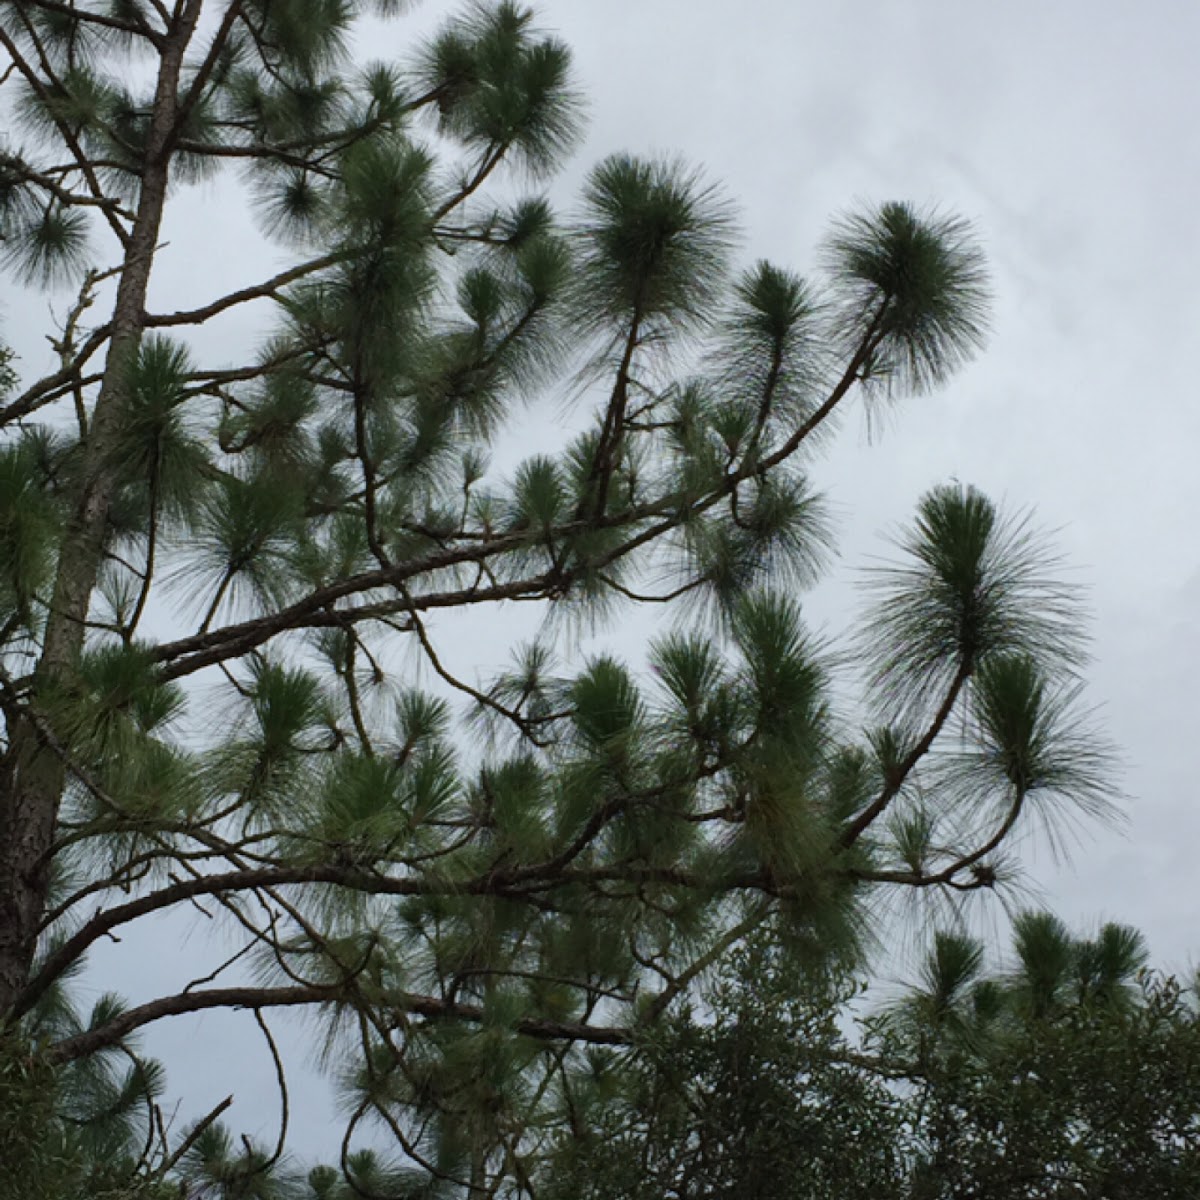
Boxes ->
[0,0,1122,1194]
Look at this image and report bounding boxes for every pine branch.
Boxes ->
[17,853,798,1026]
[168,0,244,144]
[17,0,165,44]
[400,586,553,746]
[8,159,137,220]
[432,141,508,223]
[583,305,642,520]
[44,983,630,1064]
[840,656,972,848]
[153,1096,234,1180]
[137,304,900,688]
[0,24,133,247]
[864,788,1026,891]
[640,903,771,1024]
[751,299,890,478]
[0,346,110,426]
[143,251,346,327]
[151,558,562,679]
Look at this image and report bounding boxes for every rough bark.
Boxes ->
[0,2,202,1019]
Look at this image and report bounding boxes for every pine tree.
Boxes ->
[0,0,1115,1192]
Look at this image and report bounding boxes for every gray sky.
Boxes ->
[530,0,1200,959]
[9,0,1200,1162]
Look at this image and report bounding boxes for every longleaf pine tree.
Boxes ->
[0,0,1116,1193]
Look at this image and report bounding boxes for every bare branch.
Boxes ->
[0,328,111,427]
[143,251,345,327]
[45,983,629,1064]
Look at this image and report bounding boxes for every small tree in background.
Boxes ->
[880,916,1200,1199]
[549,917,1200,1200]
[0,0,1117,1193]
[541,926,907,1200]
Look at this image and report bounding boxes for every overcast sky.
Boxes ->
[406,0,1200,960]
[9,0,1200,1161]
[531,0,1200,957]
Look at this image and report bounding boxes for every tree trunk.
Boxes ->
[0,3,201,1020]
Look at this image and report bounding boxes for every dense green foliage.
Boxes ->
[544,932,905,1200]
[0,0,1141,1194]
[883,916,1200,1199]
[550,919,1200,1200]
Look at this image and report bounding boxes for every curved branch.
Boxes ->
[399,584,550,746]
[0,327,112,427]
[147,310,891,683]
[640,902,771,1024]
[16,853,790,1024]
[18,0,163,43]
[0,25,133,247]
[143,251,345,327]
[840,656,972,849]
[45,983,628,1064]
[252,1008,290,1170]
